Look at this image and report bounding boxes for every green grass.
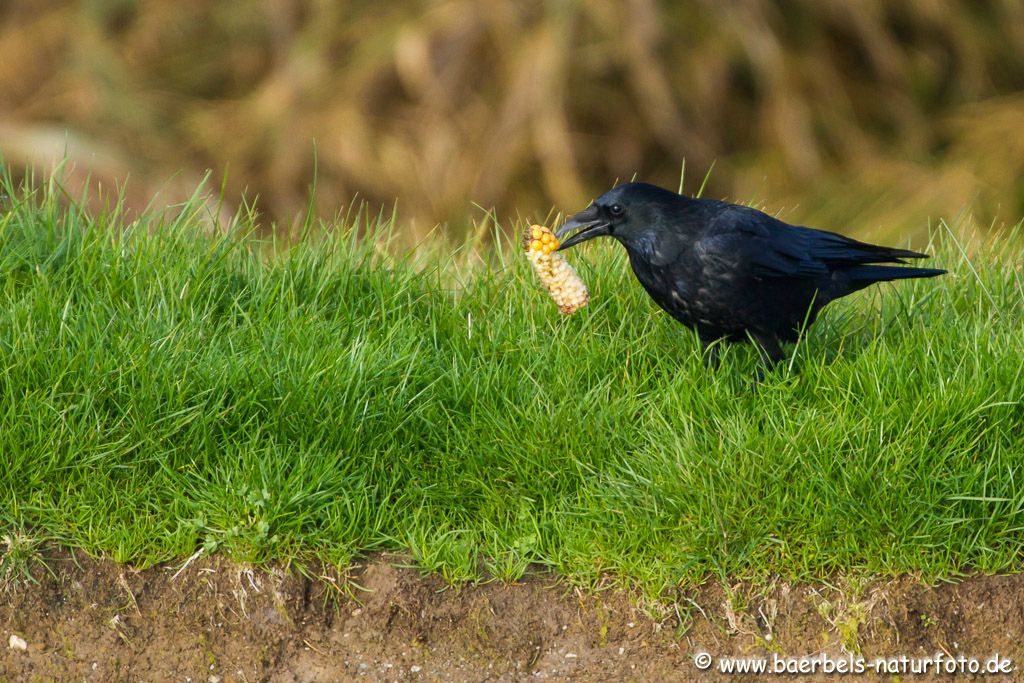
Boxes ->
[1,173,1023,597]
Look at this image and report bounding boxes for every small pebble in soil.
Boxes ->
[8,634,27,651]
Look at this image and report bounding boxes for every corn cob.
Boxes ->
[523,224,589,315]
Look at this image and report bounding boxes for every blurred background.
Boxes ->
[2,0,1023,243]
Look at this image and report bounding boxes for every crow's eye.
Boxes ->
[608,203,625,217]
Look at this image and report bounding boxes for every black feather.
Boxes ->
[557,182,947,372]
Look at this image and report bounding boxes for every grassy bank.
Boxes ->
[1,175,1023,596]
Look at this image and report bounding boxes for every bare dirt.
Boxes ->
[2,550,1022,682]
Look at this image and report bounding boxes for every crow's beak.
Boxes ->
[555,205,611,250]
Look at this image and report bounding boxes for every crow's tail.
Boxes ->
[846,265,947,286]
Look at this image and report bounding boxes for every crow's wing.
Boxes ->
[697,206,927,280]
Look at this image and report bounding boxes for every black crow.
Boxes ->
[555,182,945,372]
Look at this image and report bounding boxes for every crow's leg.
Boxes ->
[751,334,784,383]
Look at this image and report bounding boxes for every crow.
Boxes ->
[555,182,945,373]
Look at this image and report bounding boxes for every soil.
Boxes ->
[2,551,1022,682]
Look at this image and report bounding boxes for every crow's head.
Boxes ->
[555,182,680,252]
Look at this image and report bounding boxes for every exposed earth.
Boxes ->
[2,551,1022,682]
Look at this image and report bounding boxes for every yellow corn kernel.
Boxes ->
[523,224,589,315]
